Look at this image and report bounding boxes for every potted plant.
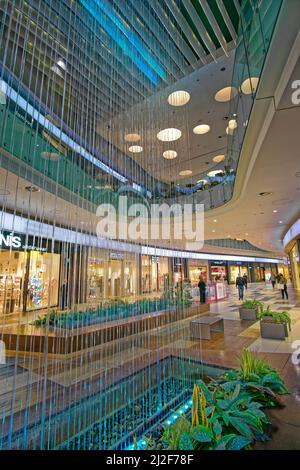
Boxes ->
[239,299,263,321]
[258,306,291,340]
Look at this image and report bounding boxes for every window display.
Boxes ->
[210,262,227,282]
[189,263,208,285]
[0,250,26,314]
[289,243,300,289]
[26,252,60,310]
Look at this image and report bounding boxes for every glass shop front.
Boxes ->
[289,241,300,289]
[141,255,170,293]
[188,259,208,285]
[0,231,60,314]
[209,261,228,282]
[87,248,138,303]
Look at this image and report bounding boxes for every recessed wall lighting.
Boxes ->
[193,124,210,135]
[167,90,190,106]
[125,133,140,142]
[128,145,143,153]
[214,86,238,102]
[179,170,192,176]
[241,77,259,95]
[157,128,182,142]
[25,185,40,192]
[163,150,177,160]
[212,154,225,163]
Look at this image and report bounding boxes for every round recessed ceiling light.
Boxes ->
[125,133,140,142]
[179,170,192,176]
[279,220,283,224]
[207,170,224,177]
[41,151,60,161]
[257,191,272,197]
[163,150,177,160]
[212,154,225,163]
[157,128,182,142]
[226,126,235,135]
[273,209,278,213]
[128,145,143,153]
[167,90,190,106]
[193,124,210,135]
[241,77,259,95]
[214,86,238,102]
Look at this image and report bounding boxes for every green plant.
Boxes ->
[258,306,291,330]
[239,347,272,380]
[241,299,264,313]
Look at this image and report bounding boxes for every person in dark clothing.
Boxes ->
[279,274,289,300]
[242,274,248,290]
[198,277,206,304]
[236,275,245,301]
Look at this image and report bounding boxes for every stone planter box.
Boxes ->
[260,320,289,340]
[239,307,258,321]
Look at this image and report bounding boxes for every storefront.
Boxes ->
[209,261,228,282]
[289,241,300,289]
[0,231,60,314]
[172,258,188,286]
[228,262,249,283]
[86,248,138,302]
[188,259,208,285]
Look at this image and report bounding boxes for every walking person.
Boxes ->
[236,274,245,301]
[270,273,276,289]
[198,276,206,304]
[279,274,289,300]
[242,273,248,290]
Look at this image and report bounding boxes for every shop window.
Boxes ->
[26,251,60,310]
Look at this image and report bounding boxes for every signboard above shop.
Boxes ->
[0,231,60,253]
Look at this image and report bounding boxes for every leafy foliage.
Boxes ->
[155,349,288,451]
[258,306,291,330]
[241,299,264,313]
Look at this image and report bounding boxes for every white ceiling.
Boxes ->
[96,51,236,183]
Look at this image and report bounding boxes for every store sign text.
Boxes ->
[0,232,22,248]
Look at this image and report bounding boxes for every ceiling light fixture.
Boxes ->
[167,90,190,106]
[279,220,283,224]
[241,77,259,95]
[157,128,182,142]
[212,154,225,163]
[273,209,278,213]
[214,86,238,102]
[125,133,140,142]
[196,179,207,185]
[257,191,272,197]
[128,145,143,153]
[163,150,177,160]
[193,124,210,135]
[179,170,192,176]
[228,119,237,129]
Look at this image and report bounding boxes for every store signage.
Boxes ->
[151,256,159,263]
[0,232,22,248]
[0,231,57,253]
[110,251,124,260]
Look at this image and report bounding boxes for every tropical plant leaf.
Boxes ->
[213,419,222,436]
[228,417,253,439]
[191,425,213,443]
[178,432,194,450]
[228,435,252,450]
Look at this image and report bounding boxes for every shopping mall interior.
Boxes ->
[0,0,300,453]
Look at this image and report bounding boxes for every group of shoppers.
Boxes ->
[270,273,289,299]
